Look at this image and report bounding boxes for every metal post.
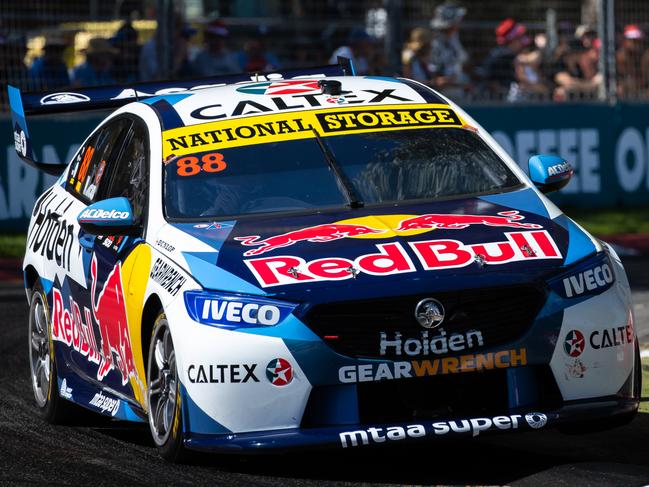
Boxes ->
[596,0,608,101]
[546,9,557,55]
[384,0,402,76]
[606,0,617,102]
[156,0,174,80]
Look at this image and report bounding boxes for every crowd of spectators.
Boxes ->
[400,2,649,102]
[2,2,649,109]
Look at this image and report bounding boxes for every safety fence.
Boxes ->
[2,0,649,108]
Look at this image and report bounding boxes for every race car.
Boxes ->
[9,59,640,461]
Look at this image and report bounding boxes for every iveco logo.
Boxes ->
[40,92,90,105]
[414,298,445,329]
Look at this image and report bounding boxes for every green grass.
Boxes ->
[0,234,26,259]
[563,207,649,236]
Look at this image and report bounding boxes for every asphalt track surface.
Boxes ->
[1,260,649,486]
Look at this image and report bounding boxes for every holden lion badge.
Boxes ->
[415,298,445,329]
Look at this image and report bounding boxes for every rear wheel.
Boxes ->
[28,282,71,423]
[147,313,186,462]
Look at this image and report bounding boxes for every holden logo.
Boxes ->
[414,298,445,329]
[563,329,585,357]
[524,412,548,429]
[40,92,90,105]
[266,358,293,386]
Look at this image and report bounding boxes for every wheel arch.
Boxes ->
[24,265,40,299]
[141,293,163,369]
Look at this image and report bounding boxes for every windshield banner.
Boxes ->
[161,104,466,159]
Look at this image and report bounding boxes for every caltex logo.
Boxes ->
[266,358,293,386]
[236,80,321,96]
[563,329,585,357]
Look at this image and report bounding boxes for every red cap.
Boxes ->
[496,18,527,45]
[624,24,644,40]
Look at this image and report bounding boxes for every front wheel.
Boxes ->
[28,282,72,423]
[147,312,186,462]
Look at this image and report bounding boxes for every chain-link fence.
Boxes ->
[0,0,648,110]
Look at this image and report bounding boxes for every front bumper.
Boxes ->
[184,396,638,453]
[167,249,638,449]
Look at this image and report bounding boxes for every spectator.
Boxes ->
[110,22,139,84]
[71,38,118,87]
[545,21,575,83]
[139,13,196,81]
[29,34,70,90]
[192,20,239,77]
[402,28,434,83]
[0,33,31,109]
[429,1,469,99]
[478,18,530,100]
[329,28,373,75]
[554,28,602,101]
[617,24,649,99]
[576,24,599,51]
[512,34,550,101]
[237,26,281,72]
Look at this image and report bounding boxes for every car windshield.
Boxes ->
[163,127,521,219]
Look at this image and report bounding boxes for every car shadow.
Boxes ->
[92,412,649,485]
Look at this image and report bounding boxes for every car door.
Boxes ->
[60,116,139,393]
[76,117,152,407]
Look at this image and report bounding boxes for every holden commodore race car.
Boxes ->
[8,59,640,461]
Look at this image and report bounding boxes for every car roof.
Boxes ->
[140,76,446,131]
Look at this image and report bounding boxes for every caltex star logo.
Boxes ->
[563,329,585,357]
[266,358,293,386]
[236,80,321,96]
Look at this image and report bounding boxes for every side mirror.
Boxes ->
[77,197,135,235]
[528,154,573,194]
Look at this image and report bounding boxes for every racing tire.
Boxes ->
[559,339,641,435]
[28,282,72,423]
[146,312,187,463]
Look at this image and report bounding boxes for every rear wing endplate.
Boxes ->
[8,57,354,175]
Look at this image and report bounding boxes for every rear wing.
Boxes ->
[8,57,354,175]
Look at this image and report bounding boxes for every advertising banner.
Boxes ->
[0,103,648,230]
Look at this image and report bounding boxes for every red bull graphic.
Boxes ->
[51,256,137,386]
[90,256,136,385]
[235,224,385,256]
[396,211,542,231]
[244,231,561,287]
[52,289,101,365]
[235,212,542,256]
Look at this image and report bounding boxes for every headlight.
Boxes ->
[548,252,615,299]
[184,290,297,329]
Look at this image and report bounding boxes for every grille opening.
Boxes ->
[301,366,563,428]
[304,285,548,360]
[358,369,509,424]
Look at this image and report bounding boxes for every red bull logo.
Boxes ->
[51,256,137,386]
[397,211,542,231]
[235,211,542,256]
[52,289,101,365]
[235,223,384,256]
[245,230,561,287]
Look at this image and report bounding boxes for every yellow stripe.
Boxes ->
[121,243,152,408]
[162,103,466,159]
